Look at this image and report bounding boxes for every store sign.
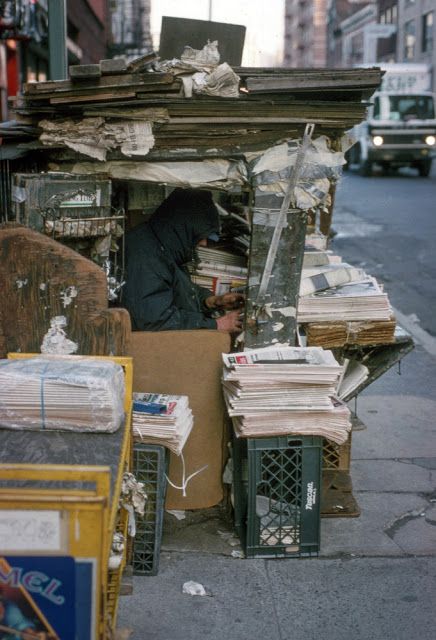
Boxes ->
[0,556,75,640]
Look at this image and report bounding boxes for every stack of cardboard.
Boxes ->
[11,58,383,157]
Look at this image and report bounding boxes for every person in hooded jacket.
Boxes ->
[123,188,245,332]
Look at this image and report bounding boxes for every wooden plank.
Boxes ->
[245,76,382,92]
[70,64,102,79]
[0,224,131,358]
[50,91,137,104]
[166,116,357,124]
[24,73,175,94]
[100,58,128,74]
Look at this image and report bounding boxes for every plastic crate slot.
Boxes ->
[132,444,168,576]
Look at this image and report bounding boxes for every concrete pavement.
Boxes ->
[117,343,436,639]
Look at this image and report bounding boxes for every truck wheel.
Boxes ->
[418,160,432,177]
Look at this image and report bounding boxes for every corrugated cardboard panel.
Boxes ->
[129,330,231,510]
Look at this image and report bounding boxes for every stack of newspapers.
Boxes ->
[298,247,393,322]
[132,392,193,455]
[0,356,125,432]
[191,246,248,295]
[222,346,351,444]
[298,276,393,322]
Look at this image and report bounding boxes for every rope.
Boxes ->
[166,451,208,497]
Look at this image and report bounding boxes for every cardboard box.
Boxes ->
[129,330,231,509]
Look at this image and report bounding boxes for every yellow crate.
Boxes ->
[2,353,133,639]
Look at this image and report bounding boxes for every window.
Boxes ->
[373,95,435,121]
[422,12,433,53]
[380,5,398,25]
[404,19,416,59]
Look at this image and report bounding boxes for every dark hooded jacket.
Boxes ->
[123,188,220,331]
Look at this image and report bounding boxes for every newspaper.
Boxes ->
[222,346,351,443]
[132,392,193,455]
[298,277,393,322]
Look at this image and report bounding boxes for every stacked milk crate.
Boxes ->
[223,346,350,558]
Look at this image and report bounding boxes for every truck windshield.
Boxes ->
[373,95,435,121]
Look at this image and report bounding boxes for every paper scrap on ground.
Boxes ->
[182,581,207,596]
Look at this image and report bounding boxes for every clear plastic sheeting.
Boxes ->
[0,356,125,433]
[249,136,347,210]
[72,158,248,190]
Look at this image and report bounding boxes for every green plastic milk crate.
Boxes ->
[233,435,322,559]
[132,443,168,575]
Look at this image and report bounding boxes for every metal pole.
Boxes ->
[48,0,68,80]
[208,0,212,21]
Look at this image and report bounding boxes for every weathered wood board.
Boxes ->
[0,224,131,357]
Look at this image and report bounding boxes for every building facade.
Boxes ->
[284,0,328,67]
[377,0,398,61]
[67,0,110,65]
[0,0,111,120]
[109,0,152,58]
[396,0,435,88]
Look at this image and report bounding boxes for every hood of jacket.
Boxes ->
[148,188,220,265]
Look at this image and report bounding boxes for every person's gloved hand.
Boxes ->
[216,310,243,333]
[206,293,245,310]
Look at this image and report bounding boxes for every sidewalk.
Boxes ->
[118,343,436,640]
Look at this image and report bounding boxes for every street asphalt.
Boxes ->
[118,166,436,640]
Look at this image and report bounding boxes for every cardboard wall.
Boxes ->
[128,330,232,510]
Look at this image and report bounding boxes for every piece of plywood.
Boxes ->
[129,330,231,510]
[0,224,131,357]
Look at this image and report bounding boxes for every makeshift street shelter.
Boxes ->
[0,48,414,632]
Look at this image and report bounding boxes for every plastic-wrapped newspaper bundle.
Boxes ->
[0,356,125,432]
[132,393,193,455]
[222,346,351,444]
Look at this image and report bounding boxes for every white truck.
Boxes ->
[348,63,436,176]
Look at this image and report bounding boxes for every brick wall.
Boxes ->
[67,0,109,64]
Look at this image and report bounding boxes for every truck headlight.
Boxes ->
[373,135,384,146]
[425,135,435,146]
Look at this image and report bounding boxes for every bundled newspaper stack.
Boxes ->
[299,247,396,346]
[222,346,351,444]
[0,356,125,432]
[298,246,393,322]
[132,392,193,455]
[298,277,392,322]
